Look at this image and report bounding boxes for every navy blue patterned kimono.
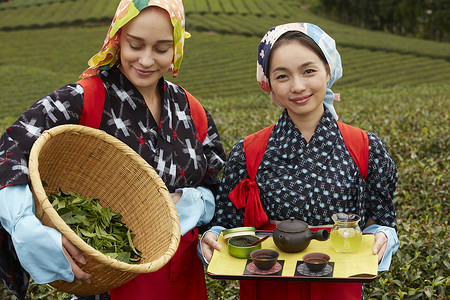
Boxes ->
[212,108,397,230]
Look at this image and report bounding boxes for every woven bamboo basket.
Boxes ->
[28,125,180,295]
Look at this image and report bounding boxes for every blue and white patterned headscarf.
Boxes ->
[256,23,342,120]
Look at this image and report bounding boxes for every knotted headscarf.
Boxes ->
[81,0,190,78]
[256,23,342,120]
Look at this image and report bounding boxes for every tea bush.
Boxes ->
[0,0,448,298]
[1,0,449,60]
[206,85,450,299]
[1,28,449,121]
[1,84,449,299]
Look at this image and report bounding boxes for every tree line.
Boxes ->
[314,0,449,42]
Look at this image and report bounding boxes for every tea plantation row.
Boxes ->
[1,26,450,121]
[1,84,448,299]
[1,0,449,61]
[0,0,118,27]
[0,0,449,298]
[0,0,72,8]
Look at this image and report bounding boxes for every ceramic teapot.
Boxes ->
[273,217,329,253]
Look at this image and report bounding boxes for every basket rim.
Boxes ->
[28,124,181,273]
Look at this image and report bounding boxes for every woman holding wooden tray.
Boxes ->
[200,22,399,300]
[0,1,225,299]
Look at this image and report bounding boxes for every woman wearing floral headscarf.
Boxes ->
[0,1,225,299]
[200,23,399,299]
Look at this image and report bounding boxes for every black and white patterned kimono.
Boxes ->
[212,108,397,230]
[0,67,226,298]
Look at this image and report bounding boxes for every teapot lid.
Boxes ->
[276,217,308,232]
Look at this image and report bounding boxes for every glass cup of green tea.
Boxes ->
[330,213,362,253]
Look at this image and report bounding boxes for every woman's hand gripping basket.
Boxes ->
[28,125,181,295]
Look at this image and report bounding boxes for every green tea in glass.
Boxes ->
[330,213,362,253]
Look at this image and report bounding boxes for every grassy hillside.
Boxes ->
[0,0,449,299]
[1,84,448,300]
[0,0,449,121]
[1,0,449,59]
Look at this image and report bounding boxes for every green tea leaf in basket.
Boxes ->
[45,186,141,264]
[127,228,142,257]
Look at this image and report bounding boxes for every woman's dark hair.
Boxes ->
[269,31,328,71]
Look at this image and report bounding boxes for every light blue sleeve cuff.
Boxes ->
[175,186,215,236]
[0,185,74,283]
[363,224,399,271]
[197,226,226,266]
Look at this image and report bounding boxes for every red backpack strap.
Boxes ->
[179,87,207,143]
[228,125,275,228]
[77,76,105,128]
[244,125,275,180]
[336,121,369,179]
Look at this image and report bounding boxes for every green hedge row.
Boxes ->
[0,0,118,29]
[0,0,72,9]
[1,0,449,61]
[1,84,449,300]
[1,26,450,121]
[186,12,450,61]
[187,0,293,16]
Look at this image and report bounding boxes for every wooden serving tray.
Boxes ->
[207,231,378,283]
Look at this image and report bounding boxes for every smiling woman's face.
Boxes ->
[119,6,174,96]
[269,40,330,123]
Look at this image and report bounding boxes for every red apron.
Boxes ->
[110,228,207,300]
[240,280,362,300]
[239,223,362,300]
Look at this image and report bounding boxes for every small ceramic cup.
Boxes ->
[250,249,280,270]
[302,252,330,272]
